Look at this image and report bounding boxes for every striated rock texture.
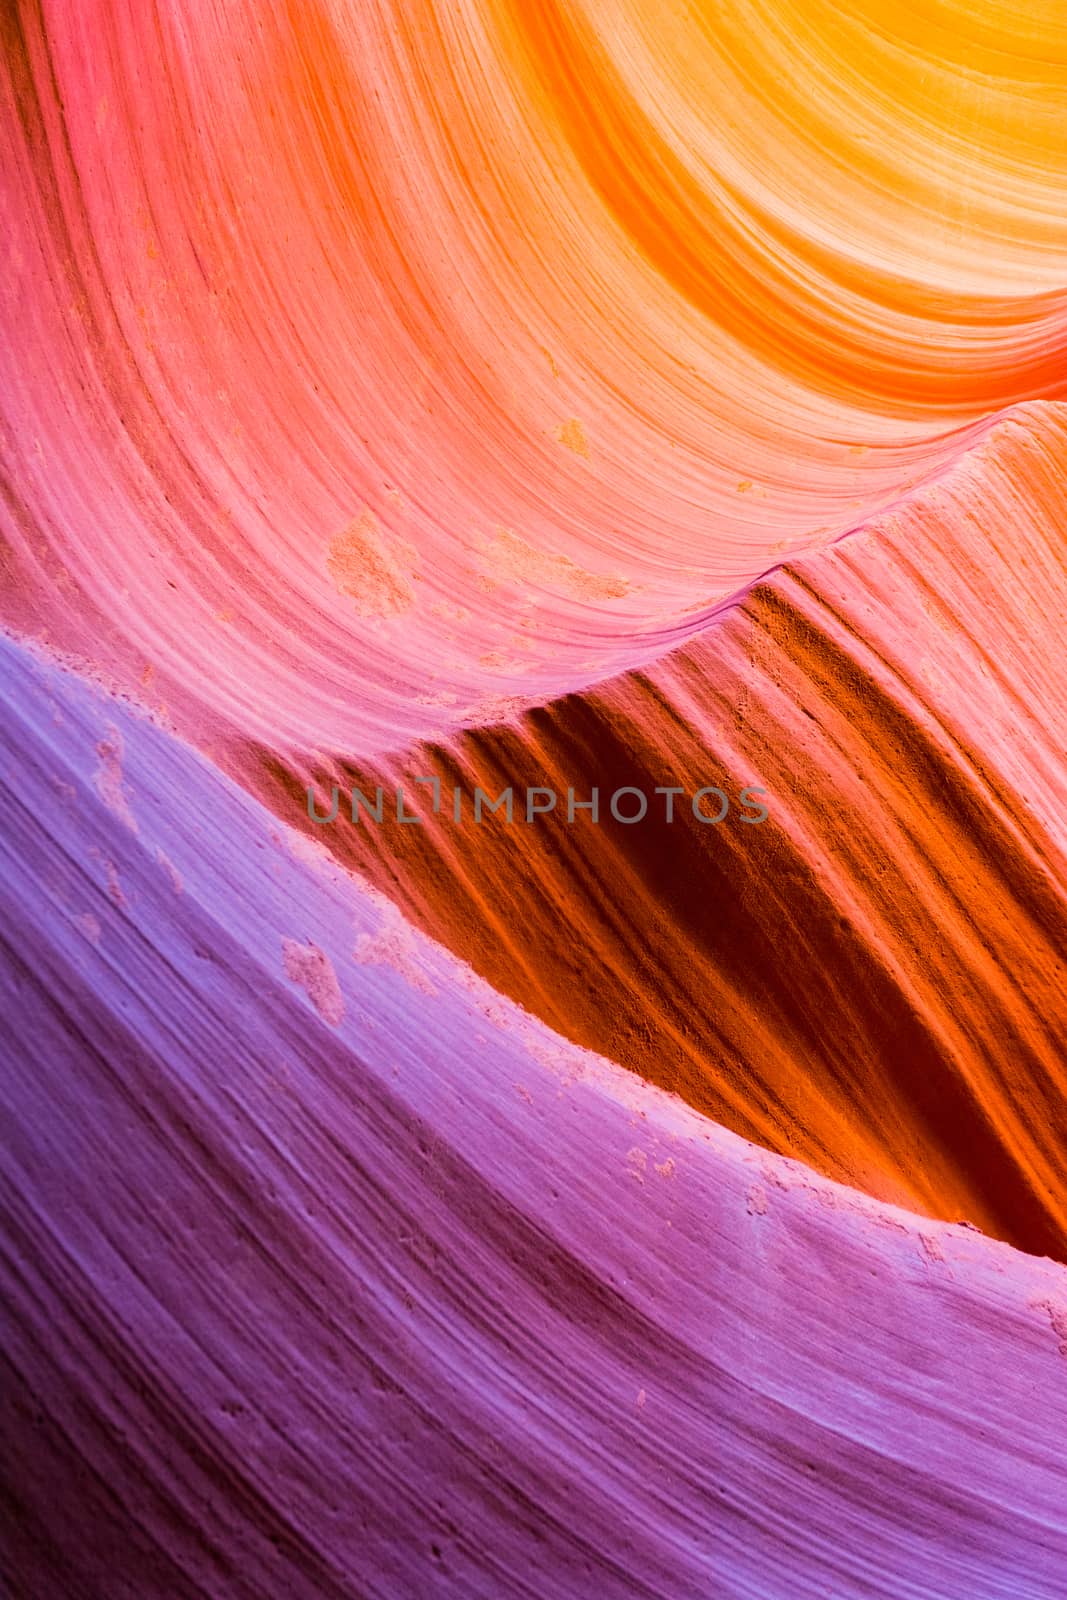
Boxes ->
[3,632,1067,1599]
[3,0,1067,755]
[269,405,1067,1258]
[4,0,1067,1595]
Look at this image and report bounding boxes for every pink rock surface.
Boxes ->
[270,403,1067,1258]
[4,2,1067,1593]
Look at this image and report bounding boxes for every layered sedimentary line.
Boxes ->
[261,401,1067,1260]
[4,0,1067,758]
[3,626,1067,1599]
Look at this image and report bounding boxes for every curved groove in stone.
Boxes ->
[2,630,1067,1598]
[262,403,1067,1257]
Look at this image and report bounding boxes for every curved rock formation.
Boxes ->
[3,632,1067,1598]
[4,0,1067,1593]
[3,0,1066,756]
[265,403,1067,1256]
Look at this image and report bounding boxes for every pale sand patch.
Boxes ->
[354,913,436,996]
[327,508,417,619]
[481,527,628,602]
[555,417,589,457]
[282,938,345,1027]
[94,726,138,833]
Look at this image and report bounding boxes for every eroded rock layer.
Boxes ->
[3,632,1067,1599]
[3,0,1067,756]
[265,404,1067,1256]
[4,0,1067,1593]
